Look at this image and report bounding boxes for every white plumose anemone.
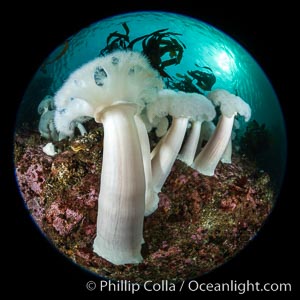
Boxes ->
[54,50,164,265]
[146,89,216,213]
[192,89,251,176]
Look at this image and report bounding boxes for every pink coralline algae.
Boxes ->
[83,224,96,236]
[26,197,45,227]
[46,203,83,236]
[158,193,171,212]
[220,198,237,211]
[191,227,206,244]
[15,145,53,227]
[23,164,44,194]
[16,146,53,198]
[175,175,189,186]
[74,175,99,208]
[150,245,182,260]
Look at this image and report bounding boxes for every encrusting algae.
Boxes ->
[15,120,273,283]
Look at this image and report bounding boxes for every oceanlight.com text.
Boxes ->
[86,279,292,294]
[186,280,292,294]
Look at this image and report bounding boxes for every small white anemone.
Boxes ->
[38,95,55,115]
[178,94,216,166]
[38,110,58,140]
[37,95,59,140]
[42,142,58,156]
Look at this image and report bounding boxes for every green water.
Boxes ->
[18,11,286,190]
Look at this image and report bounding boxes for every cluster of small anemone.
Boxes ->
[38,50,251,265]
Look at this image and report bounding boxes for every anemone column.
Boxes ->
[151,117,189,192]
[134,115,157,217]
[192,115,234,176]
[178,120,202,166]
[192,89,251,176]
[93,102,145,265]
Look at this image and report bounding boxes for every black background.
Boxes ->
[4,1,297,297]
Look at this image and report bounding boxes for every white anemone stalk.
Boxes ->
[221,134,233,164]
[221,119,240,164]
[192,89,251,176]
[196,121,216,155]
[54,50,163,265]
[151,116,189,192]
[94,102,145,264]
[134,115,159,217]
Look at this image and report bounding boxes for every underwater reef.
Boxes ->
[15,120,273,283]
[14,20,279,282]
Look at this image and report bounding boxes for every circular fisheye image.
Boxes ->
[14,11,286,283]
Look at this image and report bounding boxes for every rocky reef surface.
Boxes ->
[14,122,273,283]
